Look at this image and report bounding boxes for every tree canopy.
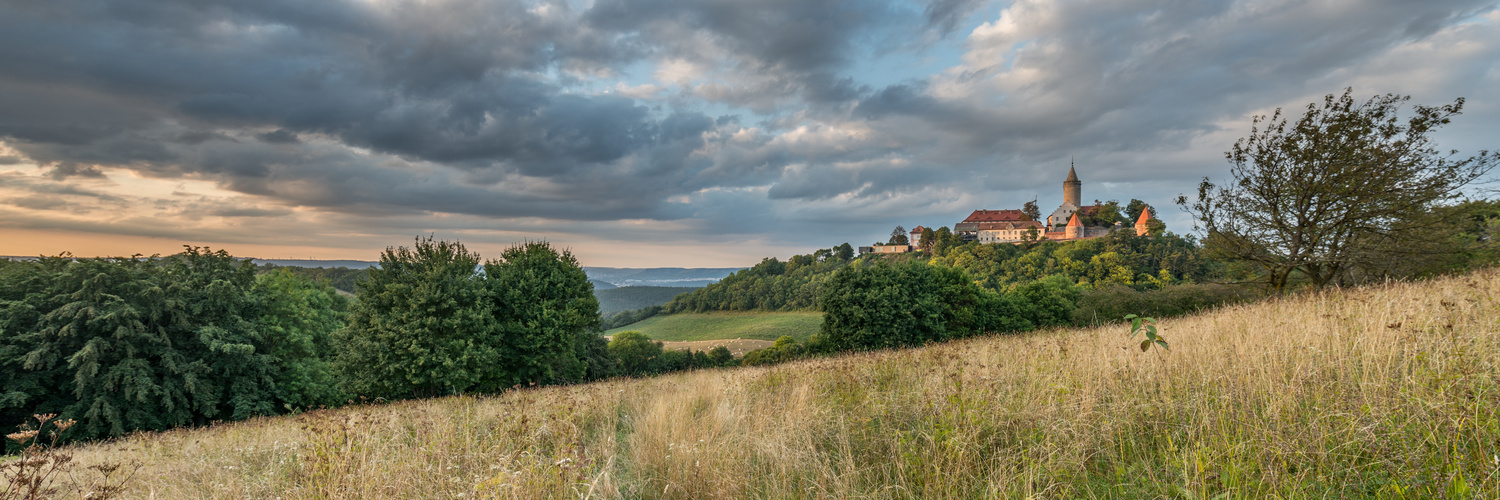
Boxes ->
[0,248,348,449]
[1179,89,1497,291]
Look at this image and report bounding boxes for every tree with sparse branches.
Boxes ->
[888,226,909,246]
[1178,88,1497,292]
[1022,200,1041,222]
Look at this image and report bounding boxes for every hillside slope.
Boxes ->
[55,269,1500,498]
[605,311,823,342]
[594,286,698,315]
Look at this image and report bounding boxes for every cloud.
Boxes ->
[0,0,1495,265]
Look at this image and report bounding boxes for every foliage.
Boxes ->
[930,230,1214,291]
[1180,88,1498,292]
[819,262,1030,351]
[251,270,350,410]
[887,226,908,246]
[663,247,876,313]
[740,336,806,366]
[601,305,665,330]
[0,249,348,449]
[1071,283,1259,326]
[705,346,735,366]
[1022,200,1041,222]
[337,239,609,397]
[254,264,368,294]
[484,242,602,386]
[1124,314,1168,352]
[834,243,855,262]
[607,331,661,376]
[1006,274,1082,328]
[606,331,727,375]
[334,237,496,399]
[917,227,937,251]
[1077,199,1125,227]
[595,286,698,315]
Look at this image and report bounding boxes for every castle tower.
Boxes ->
[1134,206,1152,236]
[1063,161,1081,208]
[1065,212,1082,240]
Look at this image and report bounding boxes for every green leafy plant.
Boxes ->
[1124,314,1168,352]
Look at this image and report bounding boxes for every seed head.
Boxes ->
[6,430,39,443]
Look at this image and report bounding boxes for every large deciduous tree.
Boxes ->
[1,248,345,448]
[335,237,498,398]
[1179,89,1496,292]
[484,241,607,386]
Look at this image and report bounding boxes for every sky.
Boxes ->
[1,0,1497,268]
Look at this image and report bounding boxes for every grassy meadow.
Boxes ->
[42,269,1500,498]
[604,311,824,342]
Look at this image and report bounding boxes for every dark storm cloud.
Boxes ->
[257,130,300,144]
[0,0,1496,256]
[0,0,921,223]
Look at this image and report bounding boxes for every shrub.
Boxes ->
[819,262,1031,351]
[1071,283,1259,326]
[607,331,662,376]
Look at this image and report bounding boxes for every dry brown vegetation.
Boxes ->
[35,269,1500,498]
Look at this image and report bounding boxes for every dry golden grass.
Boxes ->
[59,269,1500,498]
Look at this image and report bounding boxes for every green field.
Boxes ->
[605,311,823,342]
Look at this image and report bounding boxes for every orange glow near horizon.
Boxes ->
[0,228,782,268]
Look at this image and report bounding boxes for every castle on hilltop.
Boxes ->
[956,163,1151,244]
[861,163,1153,255]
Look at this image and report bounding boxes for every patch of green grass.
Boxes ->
[605,311,823,342]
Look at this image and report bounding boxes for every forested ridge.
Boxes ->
[651,230,1223,320]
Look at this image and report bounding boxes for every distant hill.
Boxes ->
[595,286,699,315]
[590,279,618,290]
[584,267,744,288]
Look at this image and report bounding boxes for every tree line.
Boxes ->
[0,238,744,452]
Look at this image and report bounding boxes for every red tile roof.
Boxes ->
[1136,207,1152,225]
[1066,213,1082,227]
[961,209,1026,223]
[911,226,926,233]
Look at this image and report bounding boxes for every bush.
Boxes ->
[741,336,806,366]
[706,346,736,366]
[819,262,1031,351]
[1071,283,1259,326]
[1006,274,1083,328]
[607,331,662,376]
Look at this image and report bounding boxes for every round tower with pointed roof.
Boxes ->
[1063,161,1082,208]
[1134,206,1152,236]
[1065,212,1082,240]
